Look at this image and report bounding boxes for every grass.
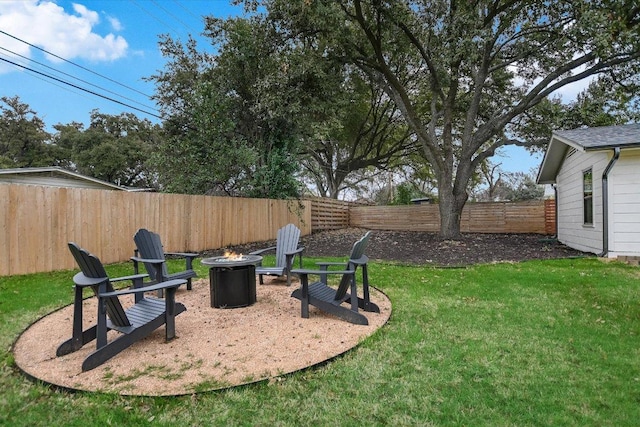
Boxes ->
[1,256,639,426]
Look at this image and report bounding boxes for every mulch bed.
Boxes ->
[209,228,589,267]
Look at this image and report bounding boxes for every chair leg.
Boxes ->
[57,325,98,356]
[359,265,380,313]
[82,321,159,371]
[300,275,310,318]
[165,287,177,340]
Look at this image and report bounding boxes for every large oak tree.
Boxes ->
[257,0,640,238]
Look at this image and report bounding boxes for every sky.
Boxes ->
[0,0,592,175]
[0,1,242,125]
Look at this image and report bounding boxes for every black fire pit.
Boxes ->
[201,255,263,308]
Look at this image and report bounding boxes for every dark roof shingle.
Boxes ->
[554,123,640,150]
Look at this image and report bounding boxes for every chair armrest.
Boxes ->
[73,272,108,287]
[314,261,347,270]
[291,268,355,276]
[312,261,350,285]
[165,252,198,258]
[349,255,369,266]
[99,279,186,298]
[163,252,197,270]
[110,273,149,284]
[249,246,277,256]
[130,256,166,282]
[72,272,148,287]
[284,246,305,256]
[130,256,165,265]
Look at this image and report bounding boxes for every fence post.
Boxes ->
[544,199,557,236]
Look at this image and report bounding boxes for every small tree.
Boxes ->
[51,111,160,188]
[0,96,52,168]
[503,172,544,202]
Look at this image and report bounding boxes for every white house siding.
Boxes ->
[556,150,609,254]
[608,149,640,257]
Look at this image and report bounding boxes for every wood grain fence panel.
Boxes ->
[2,185,548,276]
[1,184,313,276]
[0,185,9,276]
[310,197,351,230]
[545,199,556,235]
[52,188,70,271]
[7,185,20,275]
[350,205,441,231]
[187,194,204,252]
[503,201,546,234]
[41,186,57,272]
[0,186,10,275]
[14,185,38,274]
[208,196,226,249]
[350,201,550,235]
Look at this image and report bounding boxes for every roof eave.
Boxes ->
[536,135,570,184]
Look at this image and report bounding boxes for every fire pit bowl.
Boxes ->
[201,255,263,308]
[201,255,263,268]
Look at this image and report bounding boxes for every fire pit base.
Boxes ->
[201,255,262,309]
[209,265,257,308]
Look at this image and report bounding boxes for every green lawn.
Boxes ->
[1,257,639,426]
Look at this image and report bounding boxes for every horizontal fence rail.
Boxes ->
[0,184,311,276]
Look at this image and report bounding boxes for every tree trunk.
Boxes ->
[438,186,468,240]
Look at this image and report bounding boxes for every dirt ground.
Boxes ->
[216,228,589,266]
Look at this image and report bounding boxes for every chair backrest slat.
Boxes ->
[68,242,109,279]
[275,224,301,268]
[134,228,169,280]
[334,231,371,300]
[349,231,371,260]
[68,242,131,327]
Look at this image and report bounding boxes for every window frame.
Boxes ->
[583,168,593,226]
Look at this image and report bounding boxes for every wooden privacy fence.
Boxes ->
[0,184,311,276]
[307,197,352,231]
[349,200,555,234]
[2,182,555,276]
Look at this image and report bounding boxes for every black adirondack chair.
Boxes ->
[250,223,304,286]
[132,228,198,290]
[291,231,380,325]
[57,243,187,371]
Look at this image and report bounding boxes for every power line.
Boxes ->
[151,0,199,33]
[131,0,183,34]
[0,30,153,99]
[16,64,98,106]
[0,2,212,122]
[0,46,157,112]
[0,57,162,119]
[172,0,202,21]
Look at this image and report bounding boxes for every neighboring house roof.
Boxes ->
[0,166,133,191]
[537,123,640,184]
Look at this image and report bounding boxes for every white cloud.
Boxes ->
[0,0,128,73]
[107,15,123,32]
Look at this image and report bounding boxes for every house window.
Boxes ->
[583,169,593,225]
